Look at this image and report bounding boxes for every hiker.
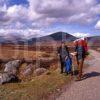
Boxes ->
[58,42,72,74]
[74,39,86,81]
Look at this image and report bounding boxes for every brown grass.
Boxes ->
[0,69,70,100]
[0,43,91,100]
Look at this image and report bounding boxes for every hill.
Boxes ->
[0,32,77,45]
[87,36,100,46]
[28,32,77,45]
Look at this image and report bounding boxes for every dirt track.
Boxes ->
[56,50,100,100]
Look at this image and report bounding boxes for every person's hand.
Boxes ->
[74,52,77,55]
[70,52,77,56]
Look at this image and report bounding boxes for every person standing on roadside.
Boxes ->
[75,39,86,81]
[58,42,71,74]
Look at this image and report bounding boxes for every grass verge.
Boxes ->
[0,69,70,100]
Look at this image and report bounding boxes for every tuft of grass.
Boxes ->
[0,69,70,100]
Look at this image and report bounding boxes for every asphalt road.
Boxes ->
[56,50,100,100]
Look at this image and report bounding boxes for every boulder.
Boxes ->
[0,72,18,84]
[34,68,47,76]
[0,72,10,84]
[0,60,22,85]
[4,60,21,75]
[22,64,34,77]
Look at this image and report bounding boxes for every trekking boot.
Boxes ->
[75,76,81,81]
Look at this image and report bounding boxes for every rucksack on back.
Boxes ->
[74,38,89,56]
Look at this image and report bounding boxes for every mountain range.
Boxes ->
[27,32,77,45]
[87,36,100,46]
[0,32,77,45]
[0,32,100,45]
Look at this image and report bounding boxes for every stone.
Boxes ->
[0,60,22,84]
[22,64,34,76]
[34,68,47,76]
[0,72,18,84]
[4,60,21,75]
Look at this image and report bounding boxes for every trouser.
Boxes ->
[77,59,84,78]
[60,59,65,73]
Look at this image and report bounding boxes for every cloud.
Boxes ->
[0,0,99,37]
[0,28,43,39]
[72,32,91,38]
[27,0,98,24]
[0,11,9,22]
[95,20,100,29]
[0,4,10,23]
[7,5,28,19]
[0,0,5,6]
[3,0,98,25]
[90,4,100,15]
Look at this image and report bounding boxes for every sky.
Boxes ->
[0,0,100,38]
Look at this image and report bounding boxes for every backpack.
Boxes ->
[77,39,88,56]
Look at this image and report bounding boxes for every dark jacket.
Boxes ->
[58,46,70,61]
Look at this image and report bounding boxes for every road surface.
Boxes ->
[56,50,100,100]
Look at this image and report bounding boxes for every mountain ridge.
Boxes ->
[0,32,100,45]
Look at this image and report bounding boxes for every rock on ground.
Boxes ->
[0,60,21,84]
[22,64,34,77]
[4,60,21,75]
[34,68,47,76]
[0,72,18,84]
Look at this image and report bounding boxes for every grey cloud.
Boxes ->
[0,0,99,33]
[29,0,98,25]
[0,11,10,24]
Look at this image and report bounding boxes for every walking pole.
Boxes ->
[72,55,75,75]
